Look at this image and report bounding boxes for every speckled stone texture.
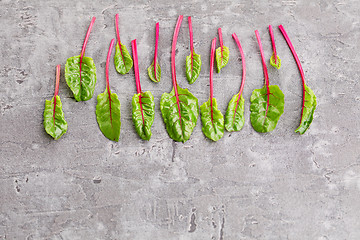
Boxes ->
[1,0,360,239]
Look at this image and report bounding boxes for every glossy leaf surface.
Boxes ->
[200,98,224,141]
[270,53,281,69]
[160,85,199,142]
[215,46,230,73]
[295,84,316,134]
[225,93,245,132]
[114,43,133,75]
[250,85,284,133]
[132,91,155,140]
[185,52,201,84]
[65,55,96,101]
[147,60,161,83]
[43,96,67,140]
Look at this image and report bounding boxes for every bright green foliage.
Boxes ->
[147,60,161,82]
[225,93,245,132]
[65,55,97,101]
[160,85,199,142]
[295,84,316,134]
[96,88,121,142]
[250,85,284,132]
[216,46,230,73]
[43,95,67,140]
[200,98,224,141]
[270,53,281,69]
[114,43,133,75]
[132,91,155,140]
[185,52,201,84]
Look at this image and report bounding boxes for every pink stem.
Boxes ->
[255,30,270,88]
[210,37,216,121]
[131,39,141,94]
[54,64,61,97]
[80,17,96,86]
[115,14,125,65]
[106,39,115,91]
[232,33,246,96]
[153,22,159,81]
[218,28,224,62]
[269,25,277,64]
[188,16,194,54]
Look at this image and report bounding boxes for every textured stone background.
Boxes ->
[1,0,360,239]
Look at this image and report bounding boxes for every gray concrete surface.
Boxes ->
[1,0,360,239]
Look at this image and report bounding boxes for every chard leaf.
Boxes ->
[160,85,199,142]
[295,84,316,134]
[250,85,284,133]
[132,91,155,141]
[65,55,97,101]
[147,60,161,83]
[225,93,245,132]
[270,53,281,69]
[185,51,201,84]
[114,42,133,75]
[200,98,224,141]
[43,95,67,140]
[215,46,230,73]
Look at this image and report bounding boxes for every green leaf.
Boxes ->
[132,91,155,140]
[224,93,245,132]
[43,95,68,140]
[295,84,317,134]
[200,98,224,141]
[160,85,199,142]
[114,43,133,75]
[147,60,161,83]
[270,53,281,69]
[250,85,285,132]
[185,51,201,84]
[215,46,230,73]
[96,88,121,142]
[65,55,97,101]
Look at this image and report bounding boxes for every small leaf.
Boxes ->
[114,43,133,75]
[185,51,201,84]
[160,85,199,142]
[270,53,281,69]
[224,93,245,132]
[250,85,285,132]
[65,55,97,101]
[43,95,68,140]
[132,91,155,140]
[200,98,224,141]
[295,84,317,134]
[147,60,161,83]
[215,46,230,73]
[96,88,121,142]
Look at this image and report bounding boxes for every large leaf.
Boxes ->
[250,85,284,132]
[200,98,224,141]
[295,84,316,134]
[65,55,97,101]
[147,60,161,83]
[43,95,67,140]
[270,53,281,69]
[185,51,201,84]
[225,93,245,132]
[132,91,155,140]
[160,85,199,142]
[96,88,121,142]
[215,46,230,73]
[114,43,133,75]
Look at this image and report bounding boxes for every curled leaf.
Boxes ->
[295,84,316,134]
[114,43,133,75]
[132,91,155,140]
[185,51,201,84]
[225,93,245,132]
[200,98,224,141]
[270,53,281,69]
[216,46,230,73]
[147,60,161,83]
[44,95,67,140]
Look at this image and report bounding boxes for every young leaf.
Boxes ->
[185,16,201,84]
[160,15,200,142]
[269,25,281,69]
[200,38,224,141]
[250,30,284,133]
[279,25,317,134]
[148,22,161,82]
[224,33,246,132]
[44,65,68,140]
[114,14,133,75]
[215,28,230,73]
[96,39,121,142]
[131,39,155,141]
[65,17,97,101]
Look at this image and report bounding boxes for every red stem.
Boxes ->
[255,30,270,88]
[269,25,277,64]
[115,14,125,65]
[188,16,194,73]
[232,33,246,96]
[210,37,216,121]
[131,39,142,94]
[79,17,96,87]
[106,39,115,125]
[153,22,159,81]
[218,28,224,62]
[54,64,61,97]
